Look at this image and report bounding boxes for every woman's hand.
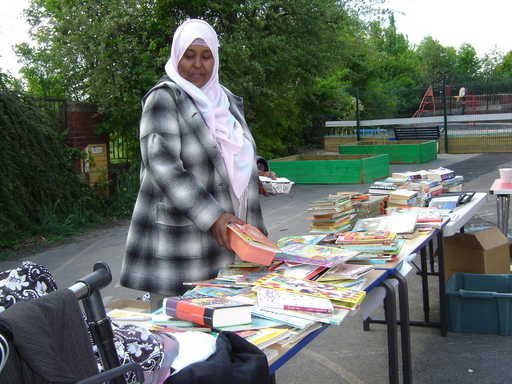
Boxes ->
[211,213,245,249]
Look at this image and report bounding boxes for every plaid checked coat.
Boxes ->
[120,77,266,296]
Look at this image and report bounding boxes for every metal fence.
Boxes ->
[330,80,512,152]
[36,98,130,163]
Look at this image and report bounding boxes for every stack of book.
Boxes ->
[335,231,405,264]
[426,167,455,181]
[253,273,366,313]
[317,263,373,288]
[382,176,410,188]
[386,206,443,229]
[335,231,396,245]
[404,179,440,206]
[274,242,358,268]
[352,213,417,234]
[391,171,423,181]
[329,191,370,222]
[306,196,355,234]
[367,181,396,195]
[387,189,418,207]
[357,195,387,219]
[442,175,464,192]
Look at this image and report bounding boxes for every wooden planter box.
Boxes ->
[268,154,389,184]
[338,140,437,163]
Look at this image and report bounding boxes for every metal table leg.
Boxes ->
[382,280,400,384]
[436,230,448,337]
[428,239,435,274]
[497,195,511,236]
[504,196,510,237]
[419,247,430,323]
[389,274,413,384]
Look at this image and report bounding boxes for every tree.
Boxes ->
[494,51,512,78]
[416,36,457,85]
[19,0,366,158]
[454,43,481,82]
[480,48,504,80]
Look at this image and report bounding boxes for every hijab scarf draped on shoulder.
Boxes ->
[164,19,254,200]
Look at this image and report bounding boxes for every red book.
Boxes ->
[163,296,253,328]
[227,223,278,266]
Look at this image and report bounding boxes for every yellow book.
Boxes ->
[246,327,290,349]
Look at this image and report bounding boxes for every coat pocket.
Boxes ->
[154,202,204,260]
[155,202,193,227]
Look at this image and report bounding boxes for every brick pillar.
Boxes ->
[62,102,109,174]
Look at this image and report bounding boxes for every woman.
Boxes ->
[120,19,267,306]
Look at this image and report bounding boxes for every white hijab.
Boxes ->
[164,19,254,199]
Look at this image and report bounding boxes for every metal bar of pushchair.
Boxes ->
[69,262,126,384]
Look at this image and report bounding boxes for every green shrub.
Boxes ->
[0,74,84,248]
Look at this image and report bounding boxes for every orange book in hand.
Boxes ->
[227,223,278,266]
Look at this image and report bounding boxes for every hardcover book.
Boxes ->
[163,296,253,328]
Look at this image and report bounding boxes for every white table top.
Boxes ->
[489,179,512,195]
[443,192,487,237]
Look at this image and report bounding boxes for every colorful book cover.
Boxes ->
[256,286,334,313]
[275,263,327,280]
[227,223,278,266]
[276,235,327,248]
[275,243,358,267]
[181,285,249,299]
[318,264,373,281]
[335,231,396,245]
[245,327,291,349]
[252,273,366,309]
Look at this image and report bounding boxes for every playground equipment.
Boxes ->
[413,86,435,117]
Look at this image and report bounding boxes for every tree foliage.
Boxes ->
[0,73,84,247]
[15,0,512,158]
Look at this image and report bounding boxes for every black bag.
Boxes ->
[167,331,272,384]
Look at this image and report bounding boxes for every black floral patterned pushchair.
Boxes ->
[0,261,144,384]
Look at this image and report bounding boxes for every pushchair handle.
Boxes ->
[69,262,112,300]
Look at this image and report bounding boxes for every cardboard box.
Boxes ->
[443,227,510,281]
[106,298,151,313]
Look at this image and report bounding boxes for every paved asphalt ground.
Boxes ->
[3,153,512,384]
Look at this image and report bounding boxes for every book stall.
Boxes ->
[107,166,489,384]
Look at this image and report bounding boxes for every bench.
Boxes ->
[394,126,440,141]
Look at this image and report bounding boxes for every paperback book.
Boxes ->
[227,223,278,266]
[335,231,396,245]
[317,264,374,282]
[256,286,334,313]
[252,273,366,310]
[352,213,417,234]
[276,243,358,267]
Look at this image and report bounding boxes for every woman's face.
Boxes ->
[178,44,214,88]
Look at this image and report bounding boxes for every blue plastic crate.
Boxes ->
[446,273,512,335]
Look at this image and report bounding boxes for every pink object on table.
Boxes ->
[490,179,512,195]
